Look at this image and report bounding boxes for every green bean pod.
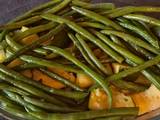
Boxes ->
[72,0,115,10]
[123,14,160,27]
[23,96,82,113]
[101,30,160,55]
[41,14,124,63]
[119,22,159,49]
[27,107,138,120]
[71,6,123,31]
[78,22,111,29]
[108,6,160,18]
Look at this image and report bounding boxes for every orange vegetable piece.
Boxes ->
[7,59,23,68]
[21,70,32,78]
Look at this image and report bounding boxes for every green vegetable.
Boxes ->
[41,13,124,63]
[78,22,110,29]
[71,6,123,30]
[101,29,160,55]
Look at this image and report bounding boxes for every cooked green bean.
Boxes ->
[40,68,84,91]
[23,96,82,113]
[41,14,124,63]
[76,33,112,75]
[13,22,57,40]
[71,6,123,31]
[0,83,30,96]
[119,22,159,49]
[4,91,43,112]
[123,14,160,27]
[0,63,87,100]
[110,35,126,48]
[20,55,83,73]
[78,22,111,29]
[27,107,138,120]
[0,16,42,30]
[6,34,49,56]
[4,24,64,64]
[95,116,122,120]
[93,30,144,64]
[43,46,112,108]
[68,32,98,72]
[46,0,71,13]
[72,0,115,10]
[0,96,39,120]
[108,6,160,18]
[101,30,160,55]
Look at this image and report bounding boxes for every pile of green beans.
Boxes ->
[1,0,160,119]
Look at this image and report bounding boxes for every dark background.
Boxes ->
[0,0,160,120]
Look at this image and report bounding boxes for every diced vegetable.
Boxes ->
[76,73,94,88]
[7,59,23,68]
[112,63,129,73]
[20,69,32,78]
[131,84,160,115]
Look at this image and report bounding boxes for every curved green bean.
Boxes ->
[71,6,123,31]
[43,46,112,108]
[27,107,138,120]
[76,33,112,75]
[4,24,64,64]
[46,0,71,13]
[13,22,57,40]
[110,35,126,48]
[108,6,160,18]
[40,68,84,92]
[41,14,124,63]
[101,30,160,55]
[123,14,160,27]
[6,34,49,56]
[119,22,159,48]
[4,91,43,112]
[23,96,82,113]
[68,32,99,72]
[72,0,115,10]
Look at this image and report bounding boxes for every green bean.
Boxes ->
[72,0,115,10]
[20,55,83,73]
[95,116,122,120]
[119,22,159,48]
[0,63,87,100]
[23,96,82,113]
[68,32,98,71]
[110,35,126,48]
[93,30,144,64]
[43,46,112,108]
[78,22,111,29]
[4,24,64,64]
[40,68,84,92]
[0,16,42,30]
[0,98,39,120]
[108,6,160,18]
[0,83,30,96]
[101,30,160,55]
[6,34,49,56]
[4,91,43,112]
[0,31,7,42]
[153,26,160,38]
[13,22,57,40]
[46,0,71,13]
[76,33,112,75]
[71,6,123,31]
[123,14,160,27]
[27,107,138,120]
[14,63,44,71]
[41,14,124,63]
